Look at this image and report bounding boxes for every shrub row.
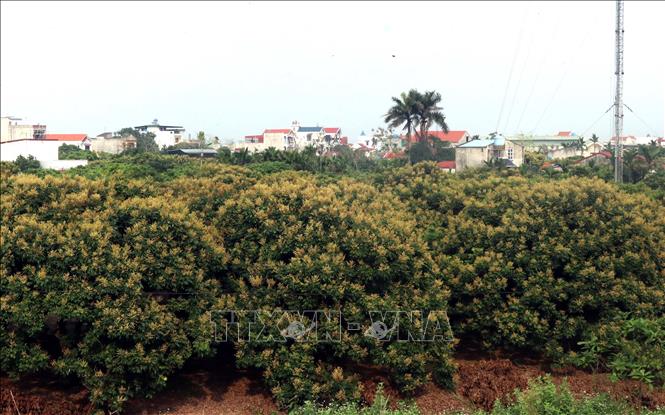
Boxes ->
[2,161,663,412]
[377,163,665,359]
[1,167,454,412]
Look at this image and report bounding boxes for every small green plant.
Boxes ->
[484,376,660,415]
[569,317,665,386]
[290,383,420,415]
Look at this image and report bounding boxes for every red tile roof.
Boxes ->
[383,151,405,159]
[324,127,340,134]
[264,129,291,134]
[402,130,468,144]
[575,151,613,163]
[557,131,572,137]
[245,134,264,143]
[340,136,349,145]
[436,160,456,169]
[43,134,88,142]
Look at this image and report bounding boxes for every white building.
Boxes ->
[134,119,185,149]
[455,134,525,171]
[610,135,665,147]
[1,116,46,142]
[0,138,61,162]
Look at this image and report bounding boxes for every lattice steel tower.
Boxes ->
[614,0,624,183]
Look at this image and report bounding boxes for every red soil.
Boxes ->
[3,358,664,415]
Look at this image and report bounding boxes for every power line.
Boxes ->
[580,105,614,138]
[515,10,559,134]
[495,6,530,133]
[624,104,660,137]
[531,19,595,134]
[503,10,536,134]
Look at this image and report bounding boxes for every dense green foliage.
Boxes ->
[569,317,665,386]
[216,173,454,406]
[1,155,663,412]
[378,163,665,359]
[0,174,232,412]
[58,144,104,161]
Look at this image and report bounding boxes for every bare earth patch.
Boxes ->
[3,357,664,415]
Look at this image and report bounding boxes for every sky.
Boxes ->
[1,1,663,143]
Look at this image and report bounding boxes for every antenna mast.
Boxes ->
[613,0,624,183]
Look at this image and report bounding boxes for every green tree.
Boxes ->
[14,155,41,172]
[577,136,586,157]
[119,127,158,153]
[590,133,600,146]
[385,90,419,161]
[413,90,449,150]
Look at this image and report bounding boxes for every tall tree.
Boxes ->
[577,136,586,157]
[385,89,448,163]
[414,90,449,149]
[385,90,419,160]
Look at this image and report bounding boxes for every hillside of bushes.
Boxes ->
[1,156,664,413]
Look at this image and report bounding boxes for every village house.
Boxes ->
[455,134,524,171]
[575,151,613,166]
[399,130,472,148]
[134,119,186,149]
[89,132,137,154]
[0,138,61,162]
[610,135,665,148]
[43,134,91,150]
[1,116,46,142]
[238,122,344,153]
[411,130,471,146]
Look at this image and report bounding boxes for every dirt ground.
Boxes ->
[3,358,664,415]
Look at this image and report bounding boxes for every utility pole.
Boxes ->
[613,0,624,183]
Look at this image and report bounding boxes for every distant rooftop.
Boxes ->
[457,139,495,148]
[298,126,323,133]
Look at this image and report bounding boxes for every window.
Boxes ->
[507,147,514,160]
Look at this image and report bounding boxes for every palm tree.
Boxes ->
[262,147,280,162]
[414,90,449,150]
[385,89,448,163]
[577,136,586,157]
[384,90,419,143]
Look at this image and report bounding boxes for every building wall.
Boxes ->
[40,160,88,170]
[263,132,292,150]
[0,117,9,141]
[89,137,135,154]
[506,141,524,166]
[1,117,46,142]
[453,132,472,146]
[0,140,61,161]
[455,147,490,171]
[546,146,579,160]
[455,141,524,171]
[140,126,184,148]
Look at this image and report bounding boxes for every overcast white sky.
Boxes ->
[1,1,663,142]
